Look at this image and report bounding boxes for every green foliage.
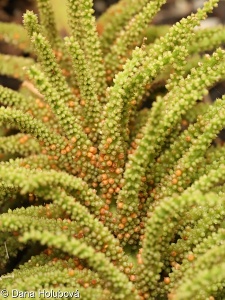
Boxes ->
[0,0,225,299]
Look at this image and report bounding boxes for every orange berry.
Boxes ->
[131,213,137,219]
[68,269,75,276]
[108,178,115,184]
[187,254,195,261]
[171,251,177,257]
[101,173,108,180]
[108,188,114,194]
[106,137,113,143]
[164,277,170,284]
[186,136,191,142]
[115,168,122,174]
[71,137,77,143]
[100,208,106,215]
[117,202,123,209]
[89,146,97,154]
[172,178,178,185]
[130,275,136,282]
[118,153,124,159]
[107,160,113,166]
[76,150,82,157]
[175,170,182,177]
[42,116,49,122]
[84,127,91,134]
[121,217,127,224]
[68,101,75,107]
[117,234,123,240]
[125,233,130,239]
